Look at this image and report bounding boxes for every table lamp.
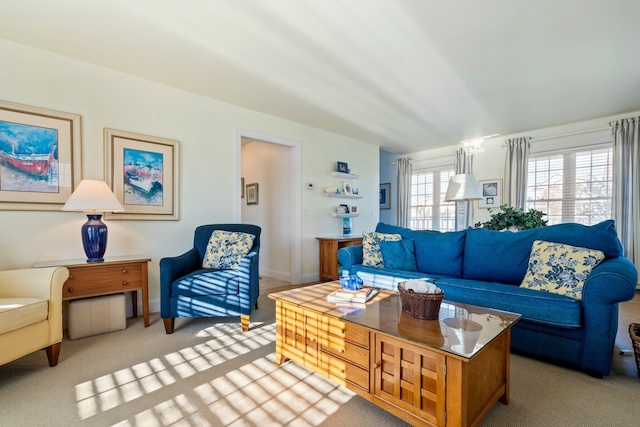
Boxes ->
[62,180,124,263]
[445,173,482,230]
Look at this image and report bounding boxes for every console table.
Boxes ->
[34,256,151,327]
[269,282,520,427]
[317,236,363,281]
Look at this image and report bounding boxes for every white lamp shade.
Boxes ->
[62,180,125,212]
[445,174,482,201]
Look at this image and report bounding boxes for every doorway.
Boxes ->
[235,128,302,285]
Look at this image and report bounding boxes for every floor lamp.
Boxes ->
[444,174,482,231]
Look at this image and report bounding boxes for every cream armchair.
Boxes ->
[0,267,69,367]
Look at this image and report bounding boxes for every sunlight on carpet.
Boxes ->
[75,319,355,426]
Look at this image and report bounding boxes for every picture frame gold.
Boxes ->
[0,100,82,211]
[104,128,179,220]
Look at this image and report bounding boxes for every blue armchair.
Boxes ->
[160,224,261,333]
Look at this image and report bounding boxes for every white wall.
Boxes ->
[0,39,380,306]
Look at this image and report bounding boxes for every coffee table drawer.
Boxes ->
[321,337,369,368]
[320,352,369,391]
[68,263,143,282]
[322,318,369,349]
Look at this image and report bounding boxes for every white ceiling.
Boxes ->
[1,0,639,154]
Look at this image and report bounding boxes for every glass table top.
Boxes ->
[269,281,521,359]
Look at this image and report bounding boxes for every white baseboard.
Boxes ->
[126,298,161,318]
[259,268,290,283]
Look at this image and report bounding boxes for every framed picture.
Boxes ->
[478,179,502,208]
[351,206,358,213]
[342,181,352,195]
[352,187,359,195]
[340,204,350,214]
[241,177,245,198]
[337,205,347,214]
[380,182,391,209]
[337,161,349,173]
[104,128,179,220]
[246,182,259,205]
[0,100,82,211]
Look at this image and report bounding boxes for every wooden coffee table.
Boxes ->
[269,282,520,427]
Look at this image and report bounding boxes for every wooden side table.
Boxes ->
[34,256,151,327]
[317,236,363,281]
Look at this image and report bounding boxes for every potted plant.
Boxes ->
[474,204,547,231]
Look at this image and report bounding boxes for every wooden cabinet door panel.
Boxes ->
[373,334,445,426]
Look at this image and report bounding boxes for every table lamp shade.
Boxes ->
[444,174,482,201]
[62,180,124,262]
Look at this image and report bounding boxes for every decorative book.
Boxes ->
[326,286,379,305]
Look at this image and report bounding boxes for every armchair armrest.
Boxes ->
[0,267,69,344]
[160,248,201,316]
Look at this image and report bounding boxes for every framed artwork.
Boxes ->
[342,181,352,195]
[0,100,81,211]
[337,161,348,173]
[104,128,179,220]
[246,182,259,205]
[241,177,245,198]
[380,182,391,209]
[478,179,502,208]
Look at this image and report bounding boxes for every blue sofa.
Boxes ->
[337,220,637,377]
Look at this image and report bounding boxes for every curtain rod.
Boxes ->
[392,153,453,164]
[528,126,610,143]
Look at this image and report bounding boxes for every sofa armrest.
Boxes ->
[337,245,363,272]
[582,257,637,305]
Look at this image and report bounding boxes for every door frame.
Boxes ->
[235,128,302,284]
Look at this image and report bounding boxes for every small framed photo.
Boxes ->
[342,181,352,195]
[337,161,349,173]
[337,205,347,214]
[478,179,502,208]
[246,182,259,205]
[351,206,358,213]
[340,204,349,214]
[352,187,359,195]
[380,182,391,209]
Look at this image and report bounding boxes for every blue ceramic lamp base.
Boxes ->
[82,214,108,263]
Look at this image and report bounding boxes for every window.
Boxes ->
[410,167,456,231]
[526,146,612,225]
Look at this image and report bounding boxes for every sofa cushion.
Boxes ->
[435,278,582,328]
[376,222,465,277]
[379,239,418,271]
[520,240,605,300]
[362,231,402,268]
[0,297,48,334]
[202,230,255,270]
[463,220,623,284]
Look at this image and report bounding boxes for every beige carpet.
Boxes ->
[1,293,639,426]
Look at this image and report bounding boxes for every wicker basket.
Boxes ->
[397,282,444,320]
[629,323,640,377]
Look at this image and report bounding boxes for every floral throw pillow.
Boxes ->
[362,231,402,268]
[520,240,605,300]
[202,230,255,270]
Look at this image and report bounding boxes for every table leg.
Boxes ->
[131,290,138,318]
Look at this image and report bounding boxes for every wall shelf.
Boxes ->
[331,213,360,218]
[324,193,363,199]
[331,171,359,179]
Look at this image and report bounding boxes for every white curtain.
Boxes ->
[504,137,531,209]
[396,158,412,228]
[454,148,474,229]
[611,117,640,274]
